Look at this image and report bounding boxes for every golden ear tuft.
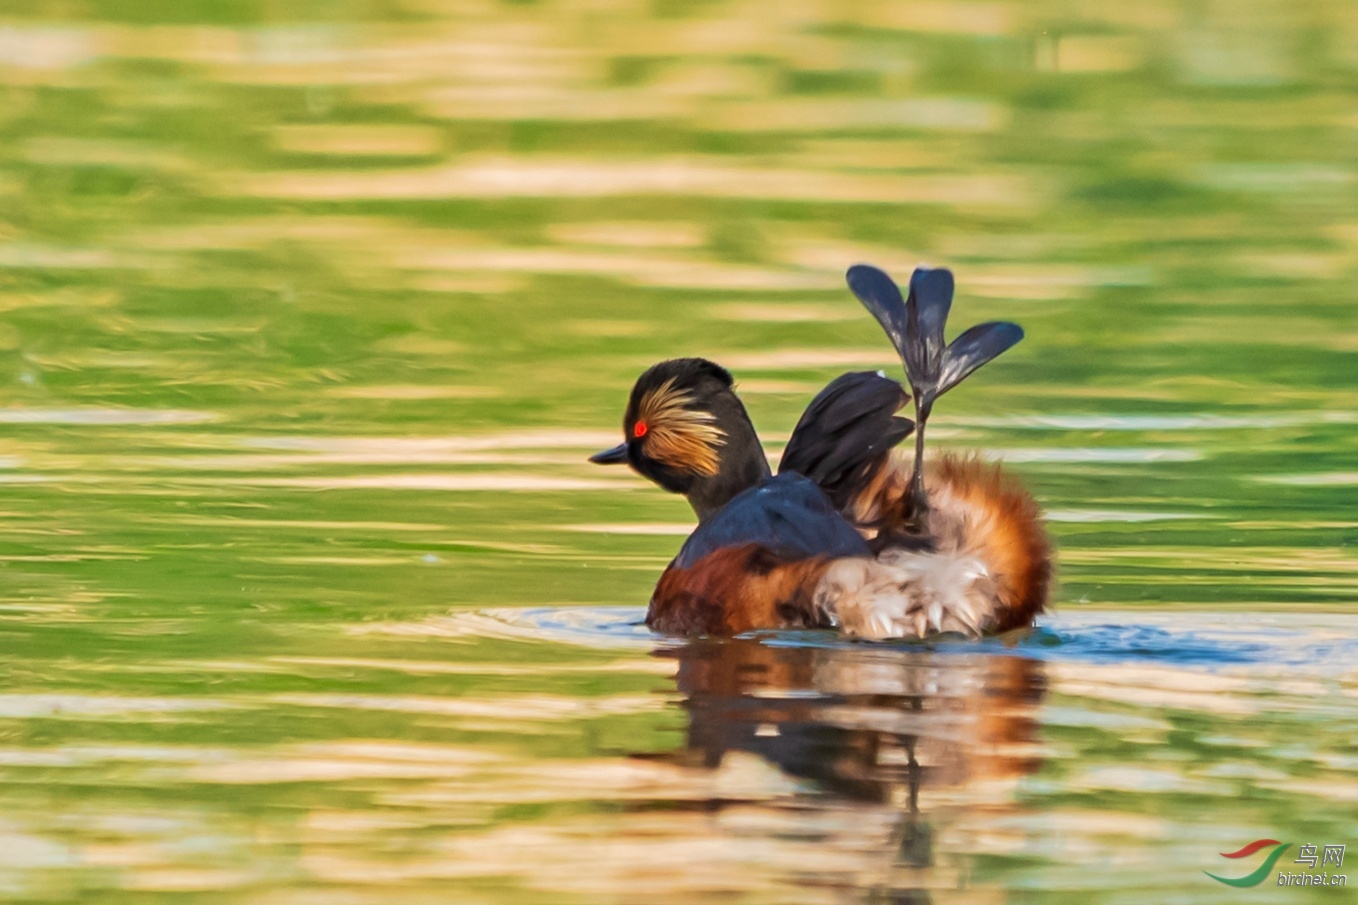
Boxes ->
[635,378,726,476]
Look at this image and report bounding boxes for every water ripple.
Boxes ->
[460,606,1358,676]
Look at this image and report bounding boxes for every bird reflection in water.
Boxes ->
[649,638,1047,900]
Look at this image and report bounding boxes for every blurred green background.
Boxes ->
[0,0,1355,902]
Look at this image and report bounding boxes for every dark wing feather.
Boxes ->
[792,373,896,434]
[674,473,870,570]
[778,372,913,511]
[937,321,1024,398]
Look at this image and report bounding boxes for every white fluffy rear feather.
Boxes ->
[809,453,1047,640]
[814,550,1000,640]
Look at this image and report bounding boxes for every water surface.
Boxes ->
[0,0,1356,901]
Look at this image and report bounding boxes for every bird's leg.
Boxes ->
[907,397,931,534]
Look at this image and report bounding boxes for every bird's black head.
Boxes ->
[590,358,771,521]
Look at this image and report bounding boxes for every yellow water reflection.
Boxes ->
[284,640,1047,902]
[2,0,1356,901]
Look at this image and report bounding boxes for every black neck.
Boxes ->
[688,398,770,522]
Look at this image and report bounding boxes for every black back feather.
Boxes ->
[778,371,913,512]
[673,473,870,570]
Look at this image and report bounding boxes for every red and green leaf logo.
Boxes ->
[1205,839,1293,887]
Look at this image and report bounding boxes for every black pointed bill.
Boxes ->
[589,443,629,465]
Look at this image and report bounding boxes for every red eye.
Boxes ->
[633,420,648,438]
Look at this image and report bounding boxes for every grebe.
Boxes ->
[590,265,1051,639]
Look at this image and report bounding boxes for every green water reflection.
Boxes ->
[0,0,1356,901]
